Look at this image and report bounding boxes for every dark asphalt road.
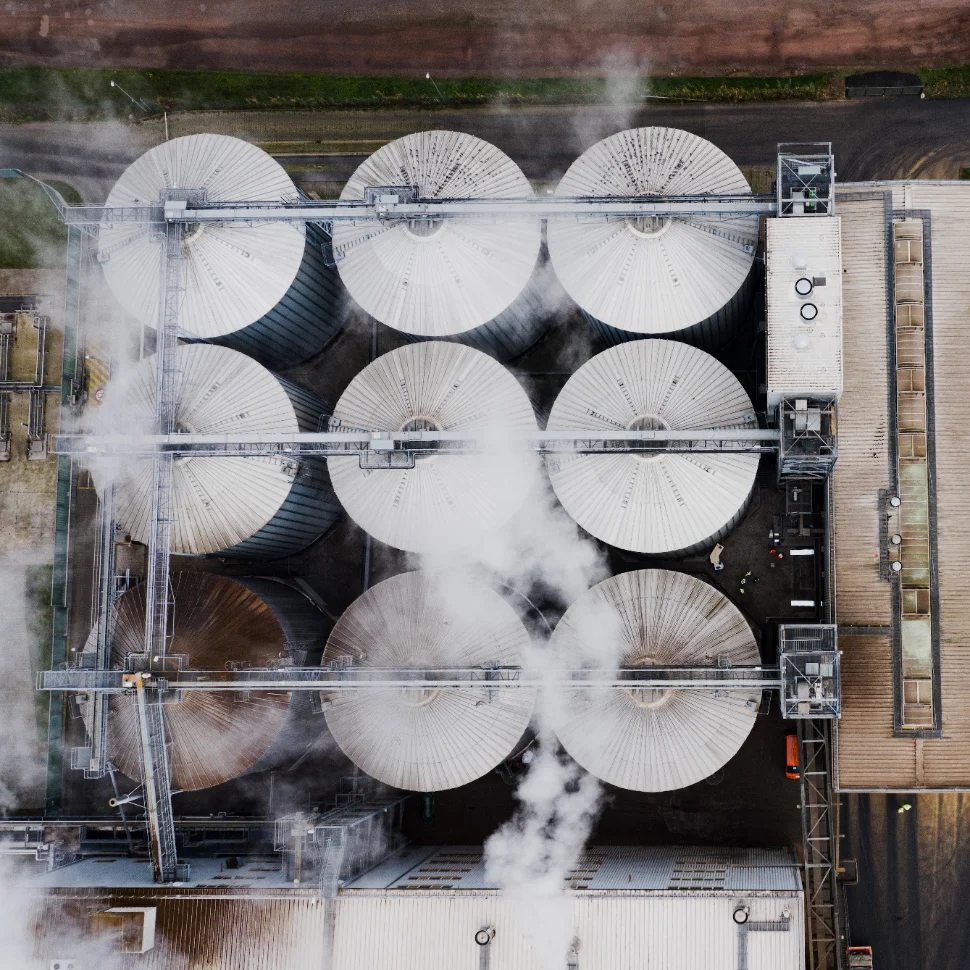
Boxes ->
[844,794,970,970]
[3,98,970,200]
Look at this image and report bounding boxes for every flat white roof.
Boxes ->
[766,217,843,408]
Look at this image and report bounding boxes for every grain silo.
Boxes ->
[328,342,538,554]
[98,134,343,370]
[100,344,341,559]
[550,569,761,792]
[547,127,758,348]
[100,572,325,791]
[332,130,549,361]
[545,340,759,556]
[321,570,537,792]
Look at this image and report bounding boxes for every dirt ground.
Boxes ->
[1,0,970,75]
[0,270,61,556]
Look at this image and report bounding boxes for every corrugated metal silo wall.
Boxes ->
[234,577,330,657]
[221,373,342,561]
[654,484,756,558]
[362,242,562,363]
[585,267,755,353]
[440,245,558,361]
[234,577,330,776]
[196,225,345,371]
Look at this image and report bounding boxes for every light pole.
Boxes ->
[425,72,445,102]
[109,79,151,113]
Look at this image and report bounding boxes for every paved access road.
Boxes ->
[3,97,970,200]
[844,794,970,970]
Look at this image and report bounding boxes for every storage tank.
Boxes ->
[550,569,761,791]
[328,342,538,554]
[545,339,759,556]
[321,570,537,791]
[98,572,326,791]
[547,127,758,349]
[98,134,343,370]
[332,130,549,361]
[98,344,341,559]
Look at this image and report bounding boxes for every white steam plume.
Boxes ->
[413,430,629,967]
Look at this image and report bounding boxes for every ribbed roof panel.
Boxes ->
[545,340,759,554]
[333,131,541,336]
[551,569,760,792]
[547,127,758,335]
[102,345,309,555]
[101,573,292,791]
[328,342,538,554]
[322,571,536,791]
[99,134,307,339]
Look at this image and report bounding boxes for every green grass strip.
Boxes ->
[0,178,81,268]
[0,67,845,121]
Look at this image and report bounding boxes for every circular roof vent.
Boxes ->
[99,135,306,339]
[96,345,320,556]
[545,340,759,555]
[547,127,757,337]
[328,342,538,554]
[800,302,819,321]
[102,573,293,790]
[334,131,541,337]
[795,277,814,297]
[322,571,536,791]
[549,569,761,792]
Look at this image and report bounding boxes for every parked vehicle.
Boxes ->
[848,945,874,968]
[785,734,801,780]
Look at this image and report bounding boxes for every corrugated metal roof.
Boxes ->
[348,846,801,893]
[900,185,970,783]
[834,184,970,789]
[548,570,761,792]
[831,197,892,627]
[30,856,293,890]
[545,340,759,555]
[32,893,330,970]
[547,127,758,337]
[333,131,541,337]
[99,573,294,791]
[99,344,328,556]
[27,890,805,970]
[328,342,538,554]
[766,217,844,408]
[322,571,536,791]
[331,894,804,970]
[836,635,918,790]
[27,849,802,970]
[99,134,309,340]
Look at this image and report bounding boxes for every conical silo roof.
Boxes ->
[98,134,309,340]
[328,342,538,554]
[100,344,334,557]
[547,127,758,337]
[550,569,760,792]
[332,131,541,337]
[545,340,759,555]
[102,573,295,791]
[322,571,537,792]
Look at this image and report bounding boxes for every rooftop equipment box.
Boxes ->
[766,217,844,411]
[91,906,156,953]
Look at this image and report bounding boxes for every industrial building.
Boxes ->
[4,126,958,970]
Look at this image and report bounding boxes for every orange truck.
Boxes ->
[848,946,874,968]
[785,734,800,780]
